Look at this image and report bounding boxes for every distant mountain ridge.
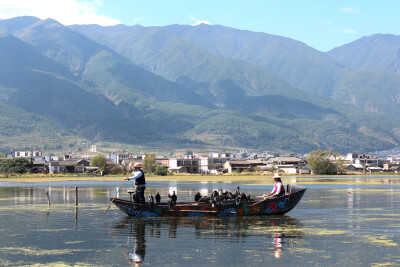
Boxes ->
[0,16,399,153]
[327,34,400,74]
[72,23,400,117]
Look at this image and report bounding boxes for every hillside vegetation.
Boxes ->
[0,17,399,154]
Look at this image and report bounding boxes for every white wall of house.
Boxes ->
[278,167,298,174]
[200,157,209,174]
[13,150,42,158]
[169,159,178,169]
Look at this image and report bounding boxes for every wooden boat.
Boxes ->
[111,184,307,217]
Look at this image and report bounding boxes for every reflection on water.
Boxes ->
[109,215,304,265]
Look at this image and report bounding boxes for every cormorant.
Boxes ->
[198,196,210,203]
[194,192,201,202]
[155,192,161,204]
[171,191,177,204]
[148,194,154,204]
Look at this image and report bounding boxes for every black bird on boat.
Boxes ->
[198,196,210,203]
[171,191,177,204]
[155,192,161,204]
[148,194,154,204]
[194,192,201,202]
[225,191,235,199]
[235,186,240,197]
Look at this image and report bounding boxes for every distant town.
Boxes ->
[1,145,400,175]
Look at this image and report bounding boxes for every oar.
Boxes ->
[104,179,125,215]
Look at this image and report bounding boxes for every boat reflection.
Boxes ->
[127,222,146,266]
[109,215,304,264]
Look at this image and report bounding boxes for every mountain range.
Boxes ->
[0,16,399,154]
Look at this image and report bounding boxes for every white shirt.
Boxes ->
[127,170,143,180]
[270,181,283,195]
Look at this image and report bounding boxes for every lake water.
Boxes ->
[1,176,400,266]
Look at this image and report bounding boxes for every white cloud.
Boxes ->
[339,7,360,14]
[194,20,212,26]
[189,14,211,25]
[0,0,121,25]
[343,28,356,34]
[134,17,144,23]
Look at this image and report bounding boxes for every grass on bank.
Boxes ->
[0,172,399,184]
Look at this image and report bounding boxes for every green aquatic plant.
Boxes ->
[0,246,94,256]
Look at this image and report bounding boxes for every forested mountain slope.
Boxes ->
[327,34,400,74]
[0,17,399,153]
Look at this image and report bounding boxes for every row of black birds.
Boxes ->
[147,187,250,206]
[195,186,251,204]
[148,191,177,205]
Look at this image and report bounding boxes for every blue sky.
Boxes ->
[1,0,399,51]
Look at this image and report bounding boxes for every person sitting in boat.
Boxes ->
[264,173,286,198]
[124,163,146,204]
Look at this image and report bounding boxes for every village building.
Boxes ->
[6,150,42,159]
[345,164,366,173]
[154,155,168,166]
[106,153,144,165]
[223,160,250,173]
[390,165,400,172]
[248,158,269,170]
[345,153,381,167]
[200,153,232,174]
[266,156,308,174]
[49,159,91,174]
[161,158,170,168]
[32,159,47,173]
[169,157,200,173]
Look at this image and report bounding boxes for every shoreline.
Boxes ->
[0,172,399,184]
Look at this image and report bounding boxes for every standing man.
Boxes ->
[125,163,146,204]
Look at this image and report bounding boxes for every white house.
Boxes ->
[11,150,42,159]
[169,157,200,173]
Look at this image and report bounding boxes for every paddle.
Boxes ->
[104,179,126,215]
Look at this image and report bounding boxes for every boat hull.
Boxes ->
[111,184,306,217]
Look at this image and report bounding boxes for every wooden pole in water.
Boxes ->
[75,187,78,206]
[45,191,51,205]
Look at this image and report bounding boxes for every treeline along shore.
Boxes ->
[1,148,400,180]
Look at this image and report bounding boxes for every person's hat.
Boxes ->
[273,173,282,179]
[134,163,141,168]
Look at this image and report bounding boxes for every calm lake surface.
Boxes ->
[1,176,400,266]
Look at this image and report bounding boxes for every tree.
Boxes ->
[307,149,336,175]
[0,158,33,174]
[142,154,156,173]
[332,152,341,160]
[336,158,346,175]
[109,165,124,175]
[0,152,5,158]
[90,154,106,171]
[155,166,168,176]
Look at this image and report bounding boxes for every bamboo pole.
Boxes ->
[104,180,125,215]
